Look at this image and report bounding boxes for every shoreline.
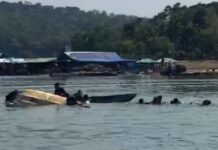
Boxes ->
[178,60,218,72]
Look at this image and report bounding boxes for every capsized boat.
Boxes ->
[5,89,137,107]
[5,89,66,107]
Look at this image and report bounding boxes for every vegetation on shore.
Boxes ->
[0,1,135,57]
[1,1,218,60]
[72,2,218,60]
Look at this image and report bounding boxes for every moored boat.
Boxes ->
[90,93,136,103]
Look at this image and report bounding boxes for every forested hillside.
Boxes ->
[0,1,135,57]
[1,2,218,59]
[72,2,218,60]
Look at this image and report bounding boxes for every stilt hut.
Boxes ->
[57,51,135,73]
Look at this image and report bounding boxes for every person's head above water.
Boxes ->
[76,90,83,96]
[170,98,181,105]
[152,95,162,105]
[83,94,89,100]
[201,100,211,106]
[54,82,60,89]
[138,98,144,104]
[157,95,162,100]
[74,90,83,99]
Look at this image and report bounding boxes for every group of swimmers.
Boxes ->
[54,82,213,107]
[137,95,212,106]
[54,83,89,107]
[4,82,212,108]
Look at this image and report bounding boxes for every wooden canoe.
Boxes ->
[90,93,136,103]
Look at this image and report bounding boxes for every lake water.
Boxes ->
[0,75,218,150]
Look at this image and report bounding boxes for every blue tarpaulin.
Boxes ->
[64,51,128,62]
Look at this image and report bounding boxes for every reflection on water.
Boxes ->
[1,75,218,150]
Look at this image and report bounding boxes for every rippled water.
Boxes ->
[1,75,218,150]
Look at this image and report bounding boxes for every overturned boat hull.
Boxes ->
[5,89,66,107]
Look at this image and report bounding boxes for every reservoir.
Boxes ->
[0,75,218,150]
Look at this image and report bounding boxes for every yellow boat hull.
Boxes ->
[6,89,67,107]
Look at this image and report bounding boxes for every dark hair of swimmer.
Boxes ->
[54,82,60,88]
[201,100,211,106]
[138,98,144,104]
[152,95,162,105]
[83,94,89,100]
[170,98,181,105]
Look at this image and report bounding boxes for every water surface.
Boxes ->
[0,75,218,150]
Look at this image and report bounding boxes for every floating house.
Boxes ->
[0,57,25,75]
[0,51,137,76]
[57,51,136,73]
[0,57,56,75]
[19,58,57,75]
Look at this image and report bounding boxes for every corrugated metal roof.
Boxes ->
[0,58,56,63]
[64,51,124,62]
[0,58,25,63]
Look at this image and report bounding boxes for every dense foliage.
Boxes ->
[2,2,218,59]
[0,1,135,57]
[72,2,218,60]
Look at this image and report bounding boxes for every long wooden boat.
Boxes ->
[90,93,136,103]
[5,89,136,107]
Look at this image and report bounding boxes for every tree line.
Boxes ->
[1,2,218,60]
[71,2,218,60]
[0,1,135,57]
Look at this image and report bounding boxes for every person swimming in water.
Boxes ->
[137,96,212,107]
[138,95,163,105]
[170,98,181,105]
[54,83,88,107]
[201,100,211,106]
[151,95,162,105]
[138,98,144,104]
